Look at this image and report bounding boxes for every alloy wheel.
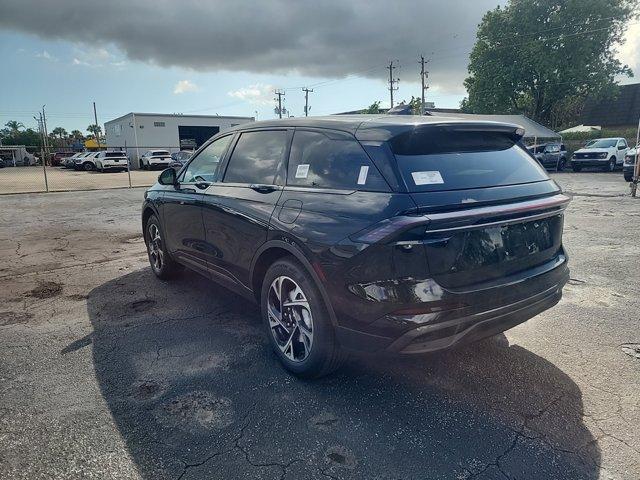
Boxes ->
[267,276,314,362]
[147,223,164,272]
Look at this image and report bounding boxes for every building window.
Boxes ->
[153,121,166,127]
[113,124,122,136]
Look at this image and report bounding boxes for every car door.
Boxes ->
[200,129,289,290]
[616,140,628,164]
[161,135,233,274]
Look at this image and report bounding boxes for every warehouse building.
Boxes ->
[104,112,254,167]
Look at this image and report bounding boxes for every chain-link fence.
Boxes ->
[0,145,187,194]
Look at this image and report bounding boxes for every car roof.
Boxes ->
[225,114,523,142]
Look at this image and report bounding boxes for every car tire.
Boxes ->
[606,157,616,172]
[261,258,345,378]
[624,173,633,182]
[572,164,582,172]
[83,162,94,171]
[144,214,181,280]
[557,158,566,172]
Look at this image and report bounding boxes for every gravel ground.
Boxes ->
[0,171,638,479]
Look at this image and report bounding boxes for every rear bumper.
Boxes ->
[335,253,569,354]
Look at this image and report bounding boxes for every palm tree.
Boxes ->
[86,124,102,138]
[70,129,83,140]
[5,120,24,135]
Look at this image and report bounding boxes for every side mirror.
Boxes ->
[158,168,177,186]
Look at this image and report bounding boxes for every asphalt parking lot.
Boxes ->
[0,172,638,479]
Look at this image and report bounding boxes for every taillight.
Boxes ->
[349,215,429,244]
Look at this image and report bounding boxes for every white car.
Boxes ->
[64,152,85,168]
[624,147,637,182]
[140,150,172,170]
[95,151,130,172]
[74,152,99,171]
[571,137,629,172]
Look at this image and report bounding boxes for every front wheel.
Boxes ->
[83,162,94,171]
[572,164,582,172]
[557,158,566,172]
[606,157,616,172]
[624,173,633,182]
[261,258,345,378]
[145,215,181,279]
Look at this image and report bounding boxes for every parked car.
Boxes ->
[624,146,637,182]
[63,152,85,168]
[571,137,628,172]
[73,152,99,171]
[140,150,172,170]
[51,151,74,166]
[0,158,5,168]
[527,143,568,171]
[95,151,130,172]
[141,116,570,377]
[169,150,193,170]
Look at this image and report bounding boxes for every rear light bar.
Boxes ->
[350,193,570,244]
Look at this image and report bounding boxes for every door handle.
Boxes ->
[250,184,280,193]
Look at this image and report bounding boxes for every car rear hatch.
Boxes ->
[389,124,569,289]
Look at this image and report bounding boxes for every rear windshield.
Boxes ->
[105,152,126,157]
[152,150,170,156]
[390,129,548,192]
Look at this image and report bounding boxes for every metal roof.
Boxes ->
[225,114,524,142]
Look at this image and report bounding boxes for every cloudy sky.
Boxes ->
[0,0,638,133]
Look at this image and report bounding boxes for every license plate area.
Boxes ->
[424,215,562,288]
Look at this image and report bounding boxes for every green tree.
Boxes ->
[4,120,24,134]
[51,127,67,139]
[70,129,84,140]
[462,0,636,125]
[86,124,102,138]
[362,101,382,114]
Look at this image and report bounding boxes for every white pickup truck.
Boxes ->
[571,137,629,172]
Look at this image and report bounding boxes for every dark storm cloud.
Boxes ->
[0,0,501,90]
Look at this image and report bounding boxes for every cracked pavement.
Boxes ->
[0,172,639,479]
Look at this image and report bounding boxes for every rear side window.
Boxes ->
[391,129,548,192]
[287,130,388,191]
[224,130,287,184]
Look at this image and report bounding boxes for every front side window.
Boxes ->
[287,130,388,191]
[224,130,287,184]
[181,135,233,183]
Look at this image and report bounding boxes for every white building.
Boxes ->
[104,112,254,167]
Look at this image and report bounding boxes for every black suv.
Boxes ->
[142,116,570,377]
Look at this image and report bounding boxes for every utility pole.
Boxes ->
[38,109,49,192]
[419,55,429,115]
[302,87,313,117]
[93,101,101,149]
[274,89,285,118]
[387,61,399,108]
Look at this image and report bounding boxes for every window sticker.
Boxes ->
[411,170,444,185]
[295,164,310,179]
[357,165,369,185]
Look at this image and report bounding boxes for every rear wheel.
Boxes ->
[83,162,94,171]
[261,258,345,378]
[145,215,181,279]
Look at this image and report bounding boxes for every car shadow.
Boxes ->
[85,268,601,479]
